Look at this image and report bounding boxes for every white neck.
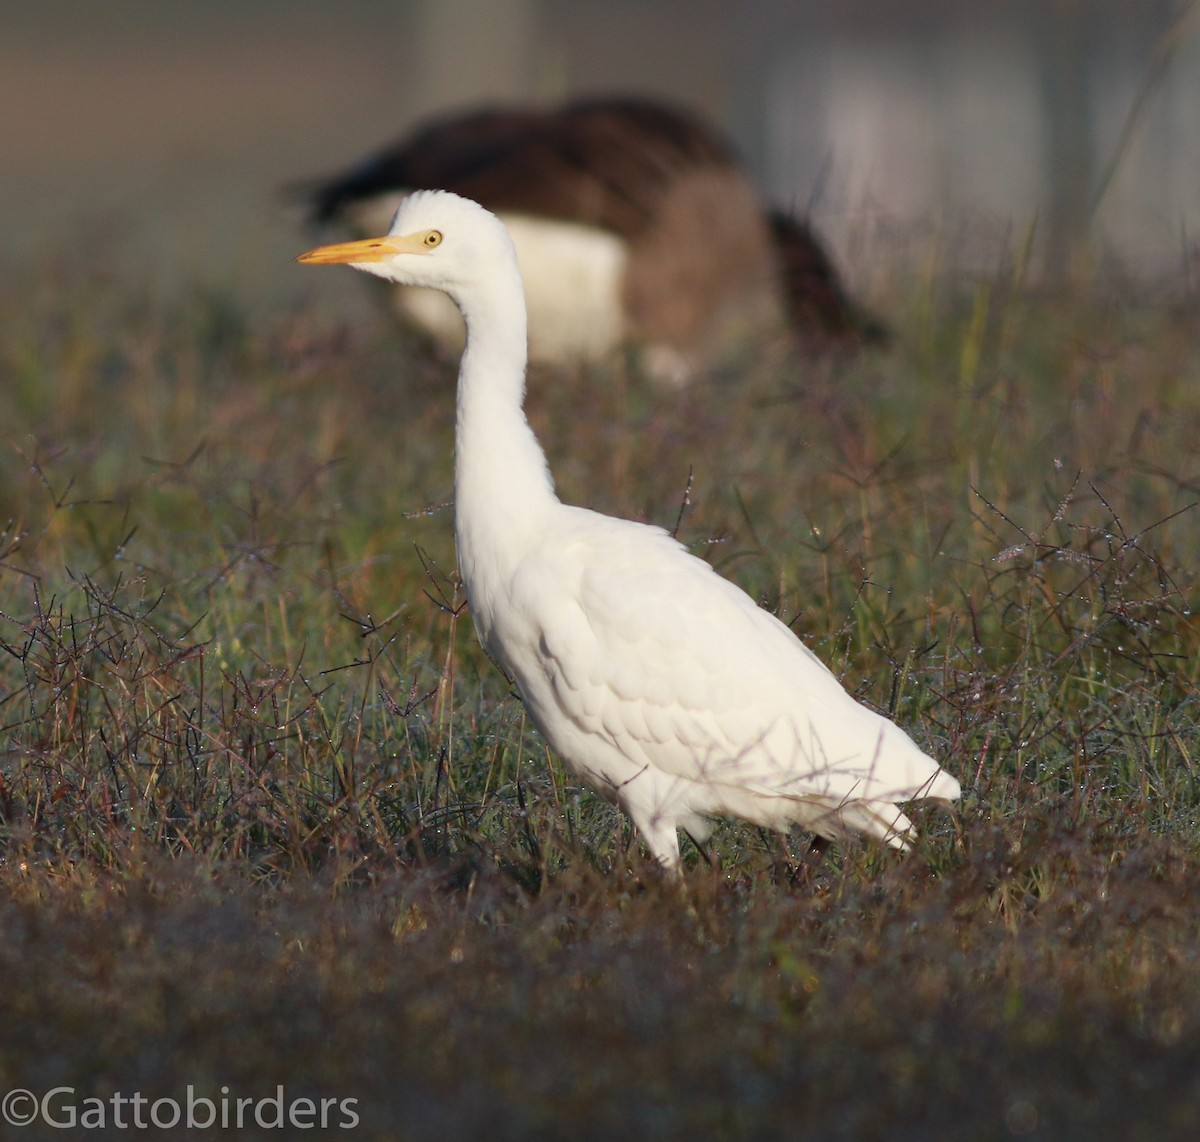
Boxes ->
[452,264,558,591]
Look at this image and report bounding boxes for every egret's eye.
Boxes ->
[424,230,443,248]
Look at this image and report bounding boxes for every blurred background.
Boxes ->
[2,0,1196,316]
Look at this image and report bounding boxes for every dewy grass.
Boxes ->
[1,245,1199,1137]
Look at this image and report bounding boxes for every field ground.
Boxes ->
[1,243,1199,1139]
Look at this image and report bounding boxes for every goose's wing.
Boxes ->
[307,99,737,237]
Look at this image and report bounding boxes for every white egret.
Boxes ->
[297,190,959,869]
[300,98,883,383]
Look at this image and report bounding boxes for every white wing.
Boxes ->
[476,506,958,861]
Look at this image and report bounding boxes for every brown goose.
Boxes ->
[302,98,882,382]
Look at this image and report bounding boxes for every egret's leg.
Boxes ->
[683,828,721,872]
[622,805,682,871]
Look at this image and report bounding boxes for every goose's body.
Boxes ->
[301,98,881,384]
[297,191,958,868]
[395,213,629,367]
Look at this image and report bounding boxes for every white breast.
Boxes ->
[341,193,628,366]
[398,214,627,365]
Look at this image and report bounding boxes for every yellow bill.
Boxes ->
[295,233,429,265]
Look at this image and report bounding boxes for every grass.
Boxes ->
[1,238,1199,1139]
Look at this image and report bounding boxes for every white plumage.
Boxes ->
[297,190,960,869]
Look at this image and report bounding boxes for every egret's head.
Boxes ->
[296,189,515,296]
